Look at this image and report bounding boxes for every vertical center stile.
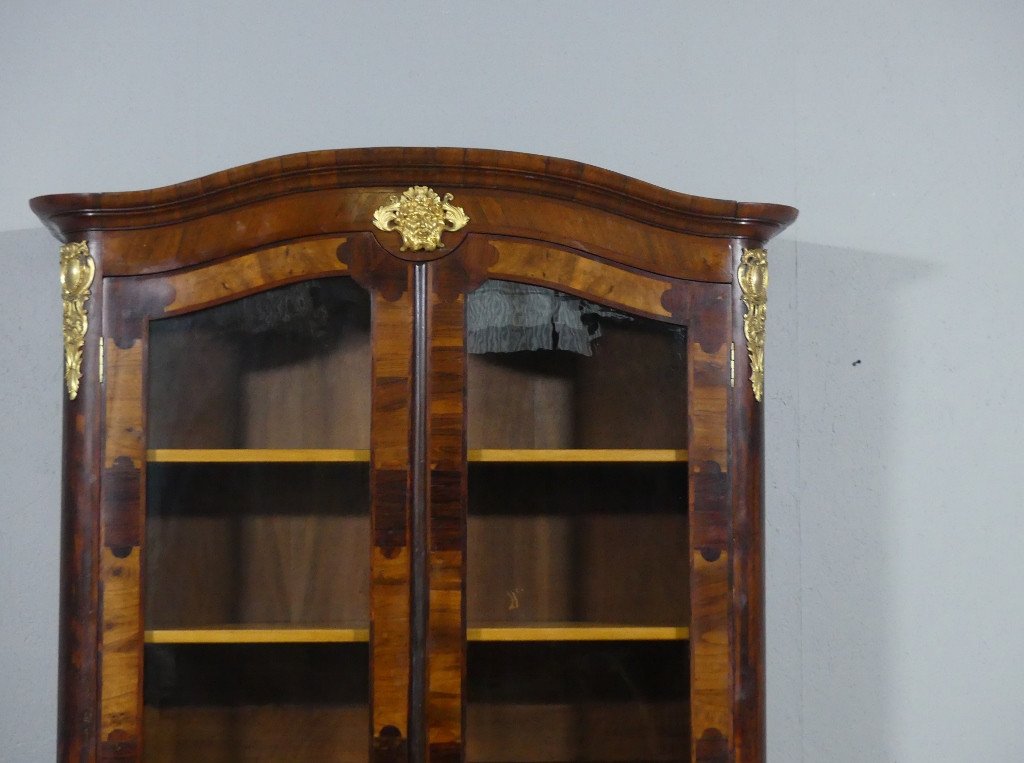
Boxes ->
[409,263,430,759]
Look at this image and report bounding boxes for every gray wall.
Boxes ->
[3,2,1022,760]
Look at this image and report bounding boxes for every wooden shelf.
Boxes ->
[147,448,686,464]
[145,624,688,645]
[467,624,689,641]
[468,449,687,463]
[147,449,371,463]
[145,627,370,644]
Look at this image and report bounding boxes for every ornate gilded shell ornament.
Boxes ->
[372,186,469,252]
[60,241,95,400]
[737,247,767,402]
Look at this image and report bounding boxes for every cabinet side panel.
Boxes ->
[730,243,767,763]
[425,262,468,761]
[59,251,103,763]
[371,276,415,762]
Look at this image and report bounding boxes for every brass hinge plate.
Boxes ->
[730,342,735,388]
[98,336,105,385]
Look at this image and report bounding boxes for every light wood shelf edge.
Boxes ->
[145,627,370,644]
[467,625,689,641]
[469,449,688,462]
[147,449,371,463]
[146,448,687,463]
[145,625,689,644]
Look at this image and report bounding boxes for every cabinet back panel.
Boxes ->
[148,277,370,450]
[144,644,368,762]
[143,707,369,763]
[466,642,688,762]
[467,463,688,626]
[146,463,370,628]
[467,312,686,450]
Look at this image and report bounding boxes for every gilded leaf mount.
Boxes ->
[738,248,767,402]
[372,186,469,252]
[61,241,95,400]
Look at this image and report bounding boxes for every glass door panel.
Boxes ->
[143,278,371,762]
[465,281,689,762]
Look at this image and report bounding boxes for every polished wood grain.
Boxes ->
[468,448,687,462]
[161,237,351,314]
[148,448,685,463]
[480,237,676,320]
[425,260,469,761]
[56,239,105,763]
[36,148,796,763]
[30,148,797,281]
[730,244,766,763]
[99,318,146,760]
[369,272,415,762]
[145,628,370,644]
[58,308,102,761]
[144,624,689,644]
[466,624,690,641]
[147,449,370,462]
[669,281,734,763]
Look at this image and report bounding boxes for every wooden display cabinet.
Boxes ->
[33,148,796,762]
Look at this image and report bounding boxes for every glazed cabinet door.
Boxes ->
[142,276,373,761]
[423,241,735,763]
[95,238,414,762]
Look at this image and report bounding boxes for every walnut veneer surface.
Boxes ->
[33,147,796,763]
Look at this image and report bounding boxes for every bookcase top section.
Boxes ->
[31,147,796,282]
[33,147,796,238]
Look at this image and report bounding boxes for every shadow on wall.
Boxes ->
[0,225,63,761]
[766,237,931,762]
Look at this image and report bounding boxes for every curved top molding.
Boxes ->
[31,147,797,240]
[31,148,797,282]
